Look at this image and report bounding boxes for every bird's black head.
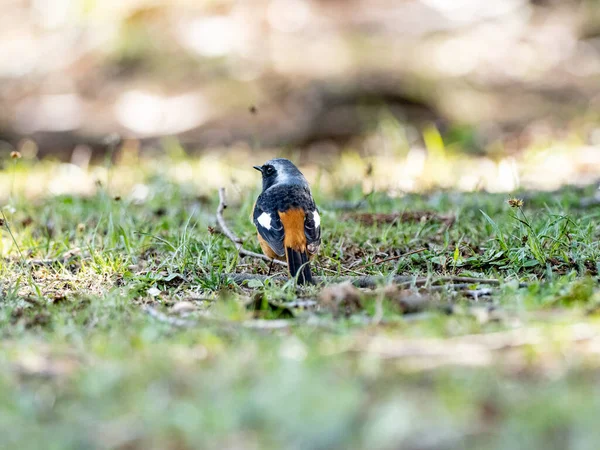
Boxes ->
[253,158,307,191]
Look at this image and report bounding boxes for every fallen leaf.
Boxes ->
[246,279,264,289]
[148,287,161,297]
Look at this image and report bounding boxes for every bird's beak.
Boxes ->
[253,165,263,173]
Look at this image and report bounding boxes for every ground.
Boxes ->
[2,155,600,450]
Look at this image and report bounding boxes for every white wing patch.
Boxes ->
[257,212,272,230]
[313,210,320,228]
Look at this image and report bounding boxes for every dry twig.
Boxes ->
[216,187,286,266]
[359,247,427,268]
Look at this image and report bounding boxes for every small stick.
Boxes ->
[360,247,427,268]
[427,283,484,292]
[222,273,525,289]
[216,188,242,244]
[321,256,368,277]
[216,188,286,266]
[463,288,493,300]
[434,276,502,285]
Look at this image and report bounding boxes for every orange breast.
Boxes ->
[278,208,307,251]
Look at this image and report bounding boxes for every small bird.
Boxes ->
[252,158,321,284]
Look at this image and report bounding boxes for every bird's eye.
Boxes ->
[264,166,275,176]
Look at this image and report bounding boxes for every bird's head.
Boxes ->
[253,158,307,191]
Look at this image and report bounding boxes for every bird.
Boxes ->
[252,158,321,284]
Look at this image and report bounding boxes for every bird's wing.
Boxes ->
[304,207,321,252]
[253,202,285,257]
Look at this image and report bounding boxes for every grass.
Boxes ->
[2,155,600,449]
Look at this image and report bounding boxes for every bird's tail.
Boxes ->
[285,247,313,285]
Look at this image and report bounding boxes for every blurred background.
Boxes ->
[2,0,600,197]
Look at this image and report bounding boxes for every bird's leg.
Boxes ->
[267,258,275,276]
